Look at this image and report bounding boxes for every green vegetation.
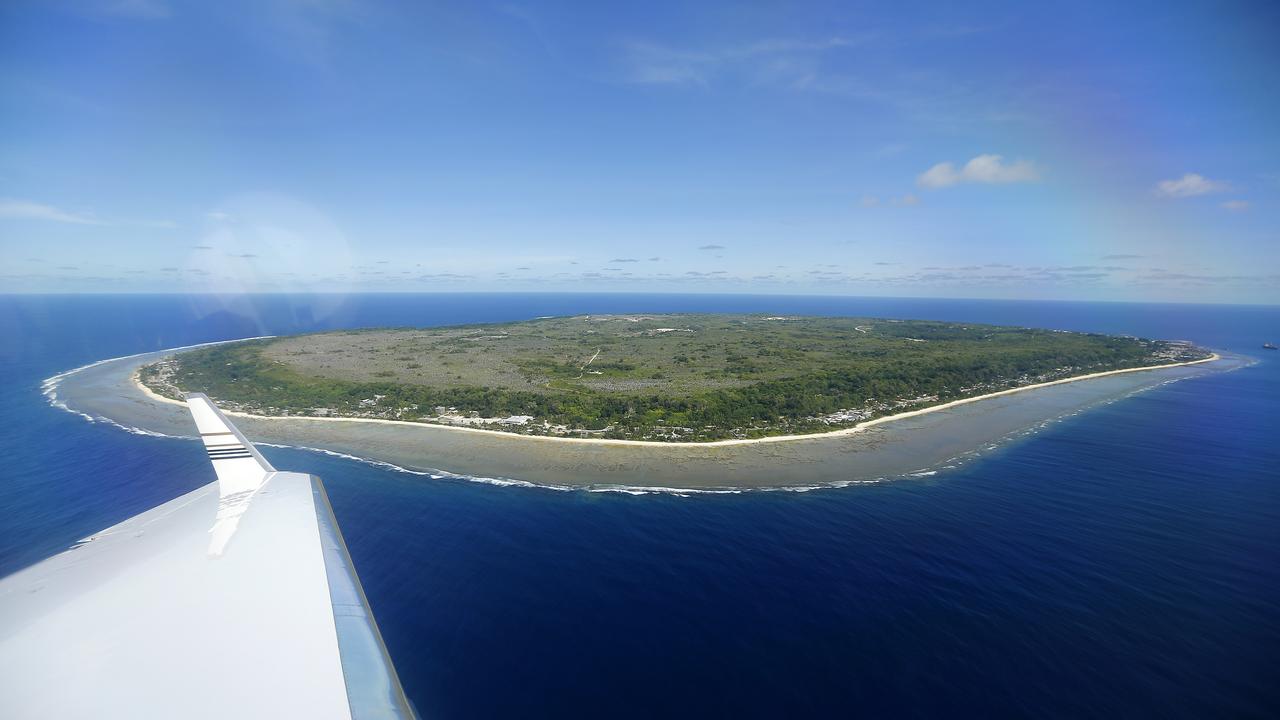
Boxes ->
[140,314,1209,441]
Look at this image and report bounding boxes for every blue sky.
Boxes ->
[1,0,1277,302]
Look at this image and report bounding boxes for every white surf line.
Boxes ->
[49,340,1227,496]
[42,336,276,413]
[256,440,885,496]
[153,364,1216,498]
[124,341,1222,448]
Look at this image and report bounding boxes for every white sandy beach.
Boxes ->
[47,341,1235,489]
[132,351,1220,448]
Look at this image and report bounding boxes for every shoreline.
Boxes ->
[49,341,1240,489]
[130,347,1221,448]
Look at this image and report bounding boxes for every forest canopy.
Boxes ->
[141,314,1208,441]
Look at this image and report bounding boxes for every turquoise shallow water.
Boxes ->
[2,294,1277,718]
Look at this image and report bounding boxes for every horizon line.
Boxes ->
[0,290,1276,308]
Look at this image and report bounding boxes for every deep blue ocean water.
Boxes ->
[1,293,1277,718]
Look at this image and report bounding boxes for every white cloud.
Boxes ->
[1221,199,1250,212]
[962,154,1039,184]
[860,195,881,207]
[917,162,960,188]
[1155,173,1230,198]
[917,154,1039,189]
[0,199,102,225]
[0,198,174,228]
[896,193,921,206]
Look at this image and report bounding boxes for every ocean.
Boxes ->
[1,293,1277,718]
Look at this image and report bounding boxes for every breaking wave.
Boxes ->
[40,343,1247,497]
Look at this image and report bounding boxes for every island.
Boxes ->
[138,314,1211,443]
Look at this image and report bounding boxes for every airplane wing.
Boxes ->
[0,394,415,720]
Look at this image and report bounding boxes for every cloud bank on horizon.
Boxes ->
[0,0,1276,303]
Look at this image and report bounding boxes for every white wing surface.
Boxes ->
[0,394,414,720]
